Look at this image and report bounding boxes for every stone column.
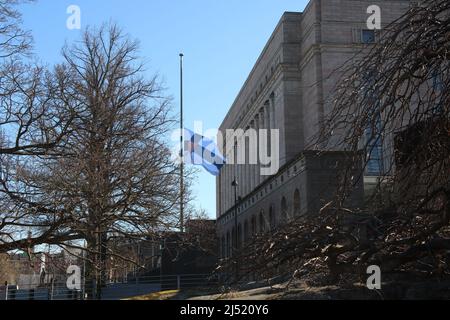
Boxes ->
[245,125,250,197]
[220,171,224,214]
[253,115,259,190]
[237,133,243,201]
[250,120,256,193]
[264,101,271,172]
[270,94,276,130]
[264,101,270,130]
[257,108,265,186]
[225,165,229,211]
[230,166,234,208]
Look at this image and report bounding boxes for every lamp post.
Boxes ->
[231,178,239,280]
[179,53,184,233]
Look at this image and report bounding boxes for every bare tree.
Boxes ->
[184,209,218,256]
[16,24,185,298]
[0,0,75,256]
[315,0,450,279]
[0,0,33,59]
[0,6,190,298]
[0,0,69,156]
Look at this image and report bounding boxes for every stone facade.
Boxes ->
[217,0,413,258]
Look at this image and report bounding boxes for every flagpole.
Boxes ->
[179,53,184,233]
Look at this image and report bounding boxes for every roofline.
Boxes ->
[220,11,303,130]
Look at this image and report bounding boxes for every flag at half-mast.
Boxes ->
[184,128,226,176]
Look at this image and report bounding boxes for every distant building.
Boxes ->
[108,219,218,282]
[7,249,82,290]
[160,219,217,276]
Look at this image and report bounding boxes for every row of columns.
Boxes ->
[220,93,276,214]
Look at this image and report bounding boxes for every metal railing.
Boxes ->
[1,285,82,301]
[1,273,217,300]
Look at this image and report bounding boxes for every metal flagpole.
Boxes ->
[179,53,184,233]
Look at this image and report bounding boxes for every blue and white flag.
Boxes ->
[184,128,226,176]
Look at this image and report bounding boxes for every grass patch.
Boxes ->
[124,290,180,300]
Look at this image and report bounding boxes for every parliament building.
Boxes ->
[216,0,413,259]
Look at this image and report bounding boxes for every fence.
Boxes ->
[1,274,217,300]
[0,284,82,301]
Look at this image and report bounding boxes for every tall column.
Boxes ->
[233,140,240,211]
[264,101,270,131]
[220,171,224,214]
[264,101,271,173]
[237,136,245,204]
[253,115,259,190]
[270,94,276,130]
[225,165,229,211]
[228,161,233,210]
[250,120,256,193]
[223,137,228,211]
[258,108,265,186]
[245,125,250,197]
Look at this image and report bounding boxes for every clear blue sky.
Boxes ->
[20,0,309,218]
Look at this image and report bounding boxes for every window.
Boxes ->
[366,124,383,175]
[259,211,265,233]
[364,71,384,175]
[237,224,242,249]
[294,189,301,216]
[362,29,376,43]
[431,67,444,114]
[221,236,226,258]
[244,220,249,243]
[281,197,288,223]
[269,205,276,231]
[226,232,231,258]
[251,215,257,235]
[432,68,444,91]
[231,227,236,252]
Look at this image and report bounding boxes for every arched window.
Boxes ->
[226,232,231,258]
[221,235,225,258]
[269,205,276,231]
[281,197,288,223]
[237,224,242,249]
[259,210,265,233]
[294,189,301,216]
[232,227,236,254]
[251,215,257,236]
[244,220,249,244]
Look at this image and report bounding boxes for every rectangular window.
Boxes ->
[432,68,444,114]
[366,125,383,175]
[363,71,383,176]
[362,29,376,43]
